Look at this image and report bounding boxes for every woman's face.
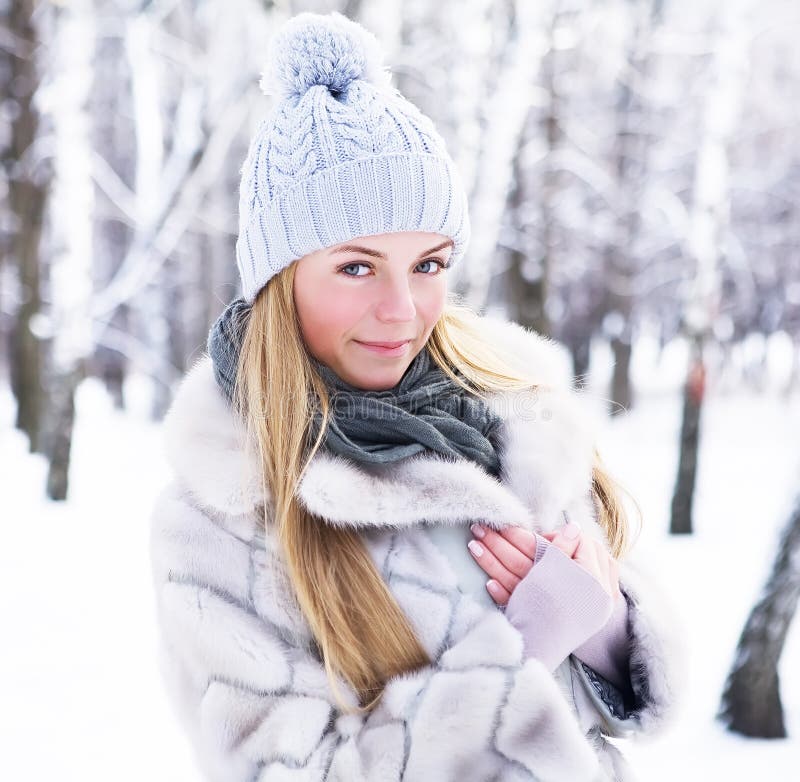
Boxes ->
[293,231,453,390]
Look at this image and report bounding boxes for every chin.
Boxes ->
[348,363,409,391]
[355,372,405,392]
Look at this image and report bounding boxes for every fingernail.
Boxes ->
[487,579,500,594]
[562,521,581,540]
[470,523,485,539]
[468,540,484,557]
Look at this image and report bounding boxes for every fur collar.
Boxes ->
[161,315,603,540]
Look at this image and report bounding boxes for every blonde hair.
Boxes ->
[233,263,641,715]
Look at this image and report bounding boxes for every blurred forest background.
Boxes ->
[2,0,800,777]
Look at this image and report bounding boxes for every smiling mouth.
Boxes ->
[353,339,413,357]
[355,339,412,348]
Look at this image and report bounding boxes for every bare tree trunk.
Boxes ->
[785,337,800,398]
[44,363,84,500]
[670,337,706,534]
[506,107,549,336]
[671,7,747,532]
[94,307,129,410]
[6,0,48,453]
[718,493,800,737]
[44,0,95,500]
[609,333,633,414]
[603,0,664,416]
[569,340,591,390]
[90,20,135,410]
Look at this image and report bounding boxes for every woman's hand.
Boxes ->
[467,520,622,607]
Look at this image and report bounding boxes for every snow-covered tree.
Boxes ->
[39,0,95,500]
[671,0,749,534]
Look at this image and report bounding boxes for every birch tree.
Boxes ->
[503,7,574,338]
[89,0,268,417]
[451,0,550,312]
[671,2,748,534]
[40,0,94,500]
[600,0,665,415]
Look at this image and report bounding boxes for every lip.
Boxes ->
[354,339,412,356]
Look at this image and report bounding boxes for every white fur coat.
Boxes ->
[149,315,684,782]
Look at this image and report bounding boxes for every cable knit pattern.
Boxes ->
[234,11,470,302]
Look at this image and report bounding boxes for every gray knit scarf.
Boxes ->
[207,297,503,477]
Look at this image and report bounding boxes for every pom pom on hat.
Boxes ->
[260,11,394,101]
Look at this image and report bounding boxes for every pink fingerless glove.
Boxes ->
[503,532,630,689]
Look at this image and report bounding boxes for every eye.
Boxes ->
[416,258,451,274]
[339,262,371,277]
[337,258,452,278]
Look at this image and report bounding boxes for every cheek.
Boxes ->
[294,278,365,353]
[416,279,447,327]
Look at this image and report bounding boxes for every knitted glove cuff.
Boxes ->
[504,534,614,672]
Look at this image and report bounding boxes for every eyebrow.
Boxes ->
[330,238,454,260]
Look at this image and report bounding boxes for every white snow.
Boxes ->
[1,333,799,779]
[586,333,800,778]
[0,375,201,780]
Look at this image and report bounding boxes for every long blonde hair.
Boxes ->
[233,262,641,715]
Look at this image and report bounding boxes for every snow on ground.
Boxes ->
[1,333,799,780]
[586,332,800,779]
[0,375,201,781]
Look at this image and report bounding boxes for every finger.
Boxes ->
[589,539,622,599]
[467,537,522,595]
[597,540,622,598]
[473,525,534,578]
[539,530,561,546]
[486,578,511,607]
[590,539,614,595]
[495,524,538,560]
[573,538,609,596]
[573,536,600,576]
[547,521,582,559]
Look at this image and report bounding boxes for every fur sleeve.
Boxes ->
[561,493,687,739]
[613,557,687,736]
[149,484,612,782]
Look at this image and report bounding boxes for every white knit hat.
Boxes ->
[235,11,471,303]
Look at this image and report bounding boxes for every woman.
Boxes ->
[149,11,682,782]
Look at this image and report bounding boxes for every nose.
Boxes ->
[374,274,417,323]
